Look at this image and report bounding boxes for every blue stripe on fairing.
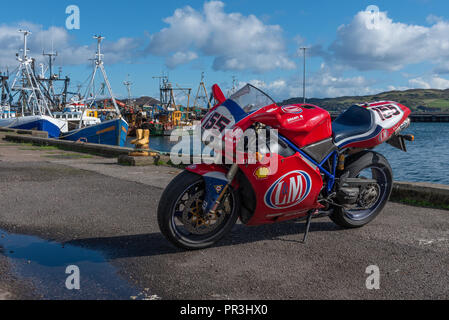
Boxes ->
[13,119,61,138]
[222,99,249,122]
[337,126,383,148]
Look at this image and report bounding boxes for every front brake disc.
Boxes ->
[182,191,226,235]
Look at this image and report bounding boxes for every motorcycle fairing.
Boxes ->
[186,164,239,213]
[201,100,249,132]
[197,98,271,213]
[238,153,324,226]
[202,171,228,213]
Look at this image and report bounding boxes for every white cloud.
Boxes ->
[166,51,198,69]
[146,1,296,73]
[408,75,449,89]
[243,64,378,101]
[101,37,143,64]
[327,10,449,72]
[0,22,142,70]
[426,14,443,25]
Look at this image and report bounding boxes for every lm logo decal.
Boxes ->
[264,171,312,210]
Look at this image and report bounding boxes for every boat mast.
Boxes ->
[193,72,212,110]
[123,74,133,106]
[94,36,120,114]
[1,73,12,107]
[10,30,53,117]
[79,35,122,128]
[42,50,58,98]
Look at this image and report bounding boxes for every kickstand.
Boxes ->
[302,211,314,243]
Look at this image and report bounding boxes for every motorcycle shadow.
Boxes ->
[65,219,341,259]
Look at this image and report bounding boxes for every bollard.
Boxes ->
[129,129,157,157]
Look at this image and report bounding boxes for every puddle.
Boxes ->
[0,229,157,300]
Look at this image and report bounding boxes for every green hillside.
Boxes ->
[280,89,449,112]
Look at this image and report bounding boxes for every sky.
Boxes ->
[1,0,449,102]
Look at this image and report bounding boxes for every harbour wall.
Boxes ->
[0,127,48,138]
[2,131,447,210]
[3,133,133,158]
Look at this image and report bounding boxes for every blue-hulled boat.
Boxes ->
[0,115,68,138]
[57,36,129,147]
[60,118,129,147]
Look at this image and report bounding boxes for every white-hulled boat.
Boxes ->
[0,114,68,138]
[1,30,68,138]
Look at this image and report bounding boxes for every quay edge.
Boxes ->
[2,132,448,210]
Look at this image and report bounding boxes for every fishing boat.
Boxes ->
[149,123,165,136]
[59,118,128,146]
[0,114,67,138]
[0,105,15,119]
[0,30,68,138]
[53,104,101,131]
[60,36,128,146]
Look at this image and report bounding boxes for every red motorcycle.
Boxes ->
[158,84,413,250]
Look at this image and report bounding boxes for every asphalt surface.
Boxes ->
[0,141,448,300]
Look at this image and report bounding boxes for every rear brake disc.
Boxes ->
[358,184,380,209]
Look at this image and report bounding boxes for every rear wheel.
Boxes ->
[330,152,393,228]
[158,171,239,250]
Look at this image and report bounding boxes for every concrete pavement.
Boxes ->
[0,140,447,300]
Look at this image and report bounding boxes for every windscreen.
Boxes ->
[229,84,276,114]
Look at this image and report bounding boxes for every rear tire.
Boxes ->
[330,151,393,228]
[158,170,240,250]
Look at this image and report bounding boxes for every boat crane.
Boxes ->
[192,72,212,110]
[78,35,122,128]
[10,30,53,117]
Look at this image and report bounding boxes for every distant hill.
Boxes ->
[134,96,161,106]
[280,89,449,112]
[117,96,161,107]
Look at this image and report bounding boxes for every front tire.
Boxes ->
[330,151,393,228]
[158,170,240,250]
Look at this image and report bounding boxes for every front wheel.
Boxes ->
[157,171,240,250]
[330,151,393,228]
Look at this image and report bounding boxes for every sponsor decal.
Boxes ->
[282,105,304,114]
[214,185,224,194]
[286,115,303,124]
[264,171,312,210]
[378,129,389,143]
[254,166,271,180]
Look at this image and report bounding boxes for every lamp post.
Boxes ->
[299,47,308,104]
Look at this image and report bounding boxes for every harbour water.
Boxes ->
[132,122,449,186]
[376,122,449,185]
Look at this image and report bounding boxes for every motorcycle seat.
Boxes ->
[332,106,376,146]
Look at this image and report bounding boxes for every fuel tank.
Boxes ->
[277,104,333,148]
